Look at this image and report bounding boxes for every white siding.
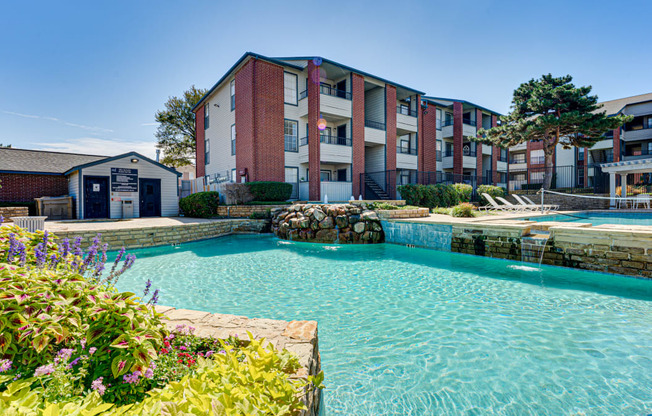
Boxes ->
[365,145,385,173]
[624,101,652,117]
[77,155,179,219]
[204,79,236,178]
[556,145,575,167]
[67,172,80,218]
[365,87,385,123]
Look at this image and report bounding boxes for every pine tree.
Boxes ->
[476,74,631,189]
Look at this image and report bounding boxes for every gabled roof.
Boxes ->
[598,92,652,116]
[422,96,502,116]
[0,147,106,175]
[192,52,426,111]
[64,151,181,176]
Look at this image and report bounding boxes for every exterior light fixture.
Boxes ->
[131,158,139,163]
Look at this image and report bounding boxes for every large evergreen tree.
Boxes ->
[154,85,207,167]
[476,74,631,189]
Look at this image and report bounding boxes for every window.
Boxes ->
[530,149,545,165]
[444,112,453,126]
[285,167,299,199]
[513,173,526,182]
[436,140,442,161]
[399,104,409,115]
[231,124,236,155]
[284,120,298,152]
[648,117,652,129]
[578,147,585,161]
[230,80,235,111]
[231,169,236,182]
[204,104,210,129]
[530,171,544,182]
[436,109,442,129]
[284,72,298,105]
[204,138,210,164]
[320,170,331,181]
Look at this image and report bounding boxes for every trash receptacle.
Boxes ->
[122,199,134,219]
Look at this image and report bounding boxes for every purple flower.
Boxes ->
[149,289,159,306]
[59,238,71,258]
[34,364,55,377]
[6,233,17,262]
[143,279,152,297]
[144,367,154,379]
[17,243,26,266]
[123,371,141,384]
[55,348,74,363]
[0,359,11,373]
[0,215,4,224]
[73,237,83,257]
[67,357,81,369]
[89,347,97,355]
[91,377,106,395]
[34,243,47,267]
[80,338,86,349]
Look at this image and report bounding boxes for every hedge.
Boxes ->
[451,183,472,203]
[397,184,459,209]
[477,185,506,204]
[179,191,220,218]
[246,181,293,202]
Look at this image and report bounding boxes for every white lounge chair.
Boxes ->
[480,193,521,212]
[634,194,651,209]
[516,195,559,212]
[496,196,534,212]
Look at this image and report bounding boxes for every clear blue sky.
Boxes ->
[2,0,650,158]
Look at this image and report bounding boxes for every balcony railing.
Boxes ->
[320,85,351,100]
[444,150,453,157]
[463,149,477,157]
[509,157,526,164]
[463,119,477,127]
[365,120,385,130]
[299,135,352,147]
[499,154,508,162]
[397,106,417,117]
[625,147,652,157]
[397,146,417,155]
[442,119,454,127]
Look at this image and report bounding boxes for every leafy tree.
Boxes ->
[476,74,631,189]
[0,144,11,147]
[154,86,207,167]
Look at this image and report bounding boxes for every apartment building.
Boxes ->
[193,52,507,201]
[507,92,652,192]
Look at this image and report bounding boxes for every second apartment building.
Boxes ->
[193,52,508,201]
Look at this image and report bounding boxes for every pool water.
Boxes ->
[116,235,652,415]
[527,211,652,226]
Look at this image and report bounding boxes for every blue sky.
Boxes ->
[1,0,650,158]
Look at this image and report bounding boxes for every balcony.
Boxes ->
[297,86,352,119]
[436,150,442,161]
[299,135,352,147]
[298,136,352,164]
[397,107,418,133]
[623,125,652,142]
[365,120,385,130]
[441,151,477,170]
[623,146,652,160]
[397,146,417,155]
[364,121,385,145]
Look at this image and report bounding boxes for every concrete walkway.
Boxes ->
[44,217,226,232]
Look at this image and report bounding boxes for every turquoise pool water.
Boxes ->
[116,235,652,415]
[527,211,652,226]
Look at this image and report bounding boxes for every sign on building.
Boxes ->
[111,168,138,192]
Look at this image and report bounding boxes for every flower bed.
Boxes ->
[0,221,322,415]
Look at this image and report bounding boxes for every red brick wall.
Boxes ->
[0,173,68,202]
[613,128,620,162]
[235,58,284,183]
[385,85,397,172]
[421,103,437,172]
[491,115,499,185]
[351,73,365,198]
[195,105,205,178]
[475,109,483,180]
[453,101,463,175]
[307,60,321,200]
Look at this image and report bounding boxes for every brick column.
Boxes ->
[307,60,321,200]
[491,115,499,185]
[475,109,483,183]
[613,128,620,162]
[453,101,463,176]
[195,105,205,178]
[421,103,437,173]
[385,85,397,172]
[351,73,365,198]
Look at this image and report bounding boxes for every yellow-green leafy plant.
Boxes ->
[450,202,477,217]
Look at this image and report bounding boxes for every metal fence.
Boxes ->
[507,164,608,194]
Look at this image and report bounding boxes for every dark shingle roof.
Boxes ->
[598,92,652,116]
[0,148,107,174]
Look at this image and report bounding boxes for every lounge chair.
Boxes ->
[514,195,558,212]
[495,196,534,212]
[634,194,651,209]
[480,193,521,212]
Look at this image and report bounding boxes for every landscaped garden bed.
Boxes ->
[0,221,322,414]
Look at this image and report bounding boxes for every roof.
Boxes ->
[0,147,106,175]
[422,96,502,116]
[64,151,182,177]
[601,157,652,174]
[192,52,425,111]
[598,92,652,116]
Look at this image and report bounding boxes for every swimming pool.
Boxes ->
[527,211,652,226]
[116,235,652,415]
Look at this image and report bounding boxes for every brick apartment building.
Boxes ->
[193,52,509,201]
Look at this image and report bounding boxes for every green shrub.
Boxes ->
[477,185,506,204]
[398,184,459,209]
[179,191,220,218]
[451,183,472,203]
[246,181,293,202]
[450,202,476,217]
[249,209,271,219]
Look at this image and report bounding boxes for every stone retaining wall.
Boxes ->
[216,204,290,218]
[272,204,384,244]
[155,306,321,416]
[451,222,529,260]
[377,208,429,220]
[53,219,269,249]
[509,193,610,210]
[0,206,29,221]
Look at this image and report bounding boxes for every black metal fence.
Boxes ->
[507,164,608,194]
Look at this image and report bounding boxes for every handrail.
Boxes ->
[299,90,308,100]
[396,106,417,117]
[397,146,417,155]
[320,85,351,100]
[442,119,454,127]
[463,119,477,127]
[365,120,385,130]
[298,136,352,146]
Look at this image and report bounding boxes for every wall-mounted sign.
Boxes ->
[111,168,138,192]
[93,183,100,192]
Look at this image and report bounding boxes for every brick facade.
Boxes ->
[385,85,397,172]
[235,58,285,183]
[307,60,321,200]
[612,127,621,162]
[0,173,68,202]
[351,73,365,198]
[195,105,205,178]
[475,108,483,179]
[453,101,463,175]
[420,103,437,173]
[491,115,499,185]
